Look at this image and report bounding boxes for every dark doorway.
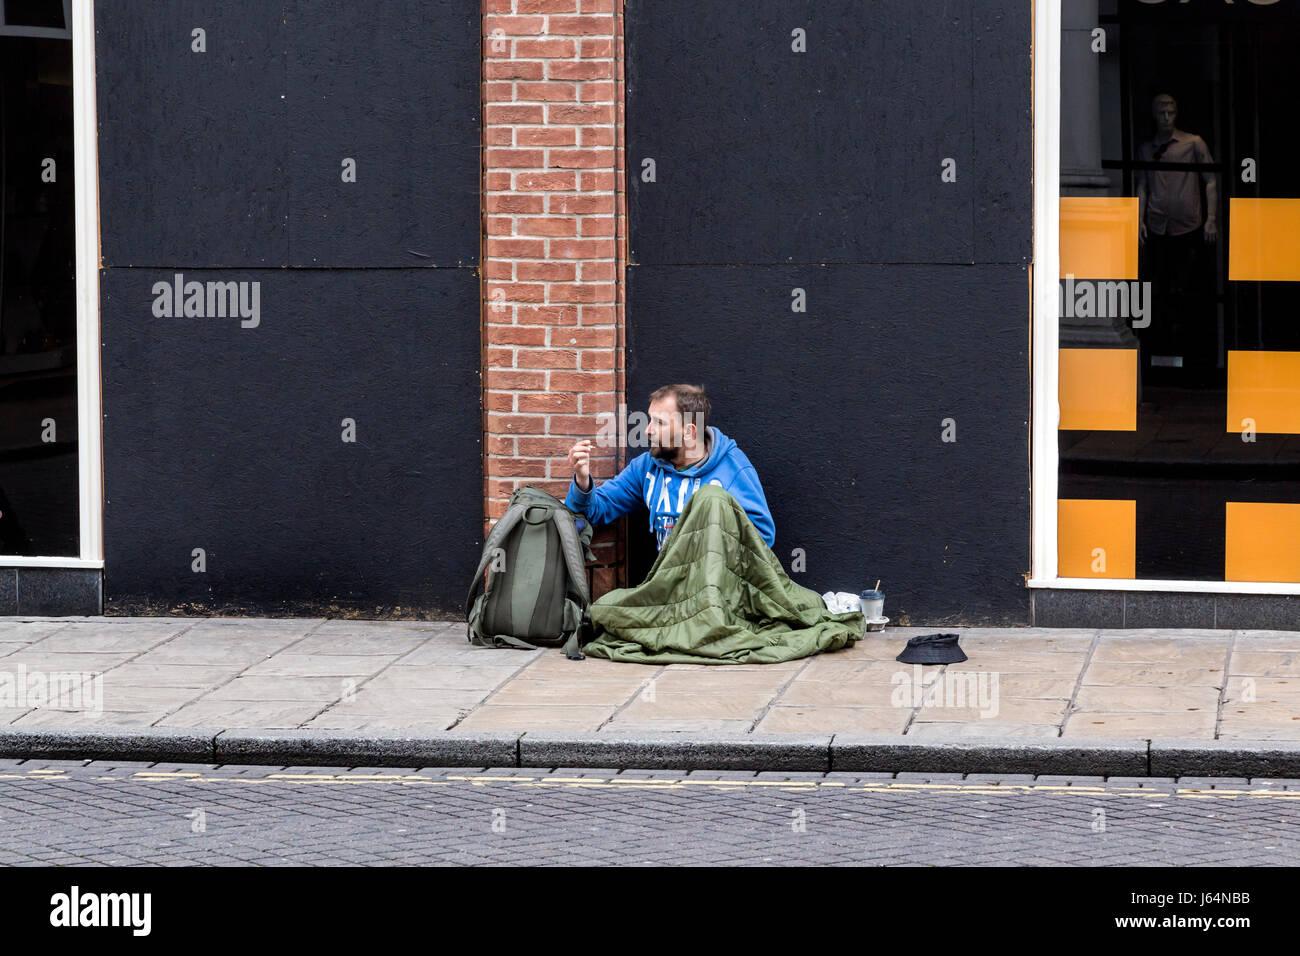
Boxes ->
[0,24,78,557]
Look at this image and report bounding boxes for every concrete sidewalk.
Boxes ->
[0,616,1296,774]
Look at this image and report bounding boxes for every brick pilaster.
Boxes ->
[481,0,627,594]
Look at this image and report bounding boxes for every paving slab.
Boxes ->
[1230,652,1300,677]
[1217,723,1300,739]
[100,664,241,687]
[945,655,1088,674]
[754,705,909,735]
[300,712,463,731]
[359,665,523,690]
[339,686,487,710]
[10,710,169,728]
[485,679,643,707]
[0,653,137,670]
[1073,685,1222,712]
[778,681,904,707]
[157,700,328,729]
[453,704,613,732]
[617,692,775,720]
[1234,631,1300,650]
[1083,662,1225,685]
[1065,712,1219,737]
[905,722,1062,738]
[914,699,1068,724]
[602,717,756,733]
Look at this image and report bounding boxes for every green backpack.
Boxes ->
[466,486,597,660]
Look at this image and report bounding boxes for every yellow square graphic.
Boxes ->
[1227,351,1300,435]
[1226,502,1300,583]
[1060,197,1139,280]
[1228,198,1300,282]
[1059,348,1137,431]
[1058,499,1136,579]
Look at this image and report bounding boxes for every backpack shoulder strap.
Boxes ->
[465,502,528,613]
[481,633,543,651]
[551,509,593,660]
[551,508,591,606]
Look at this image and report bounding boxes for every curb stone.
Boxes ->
[830,734,1149,777]
[0,726,217,763]
[1150,738,1300,779]
[0,726,1295,778]
[518,732,832,771]
[213,729,519,767]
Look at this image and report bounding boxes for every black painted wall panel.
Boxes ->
[101,269,482,616]
[972,0,1033,264]
[96,0,481,269]
[626,0,975,265]
[627,1,1034,623]
[626,265,1030,625]
[95,2,482,617]
[284,0,480,267]
[96,0,289,267]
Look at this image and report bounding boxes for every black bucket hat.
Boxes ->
[896,633,966,665]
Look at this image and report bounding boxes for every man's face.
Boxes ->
[1154,97,1177,133]
[648,398,685,461]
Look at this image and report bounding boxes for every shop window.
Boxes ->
[1052,0,1300,586]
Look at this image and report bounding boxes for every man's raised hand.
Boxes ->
[568,438,595,492]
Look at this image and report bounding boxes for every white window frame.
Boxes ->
[0,0,102,569]
[1028,0,1300,595]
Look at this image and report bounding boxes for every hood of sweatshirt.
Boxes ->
[641,426,772,550]
[646,425,734,481]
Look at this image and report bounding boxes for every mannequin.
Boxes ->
[1135,93,1218,371]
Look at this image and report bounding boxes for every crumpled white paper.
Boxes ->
[820,591,861,614]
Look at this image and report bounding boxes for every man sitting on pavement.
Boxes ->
[564,383,776,553]
[559,383,859,664]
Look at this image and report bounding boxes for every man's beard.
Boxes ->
[651,443,680,461]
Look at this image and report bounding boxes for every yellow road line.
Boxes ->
[134,772,204,779]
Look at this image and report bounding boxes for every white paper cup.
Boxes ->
[859,590,884,620]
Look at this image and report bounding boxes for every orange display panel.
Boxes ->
[1227,351,1300,435]
[1059,196,1139,280]
[1058,499,1136,579]
[1228,198,1300,282]
[1059,348,1137,431]
[1225,502,1300,583]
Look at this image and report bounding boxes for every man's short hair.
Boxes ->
[649,383,710,437]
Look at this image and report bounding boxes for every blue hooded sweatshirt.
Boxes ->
[565,425,776,551]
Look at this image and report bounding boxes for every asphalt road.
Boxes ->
[0,759,1297,866]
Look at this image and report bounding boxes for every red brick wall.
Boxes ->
[481,0,627,594]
